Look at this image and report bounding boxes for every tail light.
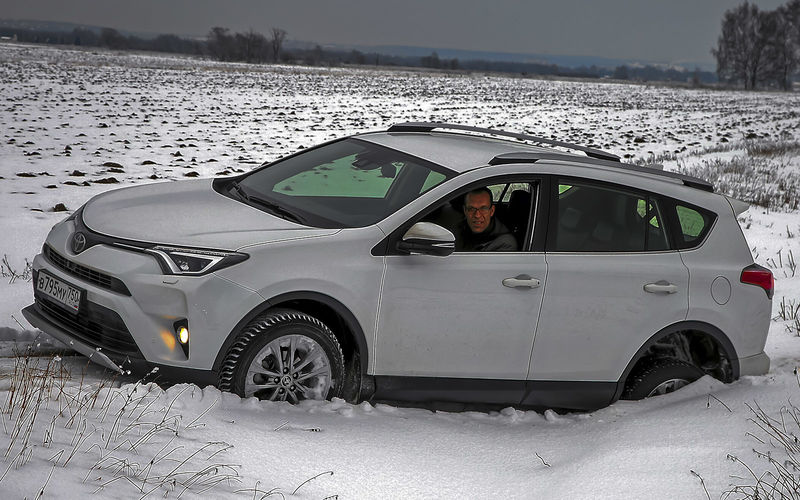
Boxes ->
[740,263,774,299]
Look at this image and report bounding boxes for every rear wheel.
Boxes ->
[219,309,345,402]
[622,359,704,400]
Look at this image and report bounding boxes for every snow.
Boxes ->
[1,42,800,498]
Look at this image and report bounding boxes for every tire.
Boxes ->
[622,359,705,400]
[218,308,345,402]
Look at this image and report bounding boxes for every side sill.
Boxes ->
[373,376,523,405]
[371,376,617,411]
[521,380,617,411]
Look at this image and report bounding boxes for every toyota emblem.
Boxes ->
[71,232,87,254]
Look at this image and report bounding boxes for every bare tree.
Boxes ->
[236,29,268,63]
[713,1,800,90]
[713,2,770,89]
[99,28,128,50]
[251,30,270,63]
[270,28,287,62]
[348,49,366,65]
[207,27,235,61]
[784,0,800,86]
[761,6,796,90]
[421,51,440,68]
[612,65,629,80]
[71,27,98,46]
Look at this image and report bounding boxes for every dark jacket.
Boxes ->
[456,218,518,252]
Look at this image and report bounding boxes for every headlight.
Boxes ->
[146,246,249,275]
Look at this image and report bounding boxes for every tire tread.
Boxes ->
[622,358,704,400]
[218,308,344,398]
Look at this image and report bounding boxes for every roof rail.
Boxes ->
[388,122,621,162]
[489,152,714,192]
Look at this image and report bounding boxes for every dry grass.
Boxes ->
[725,398,800,499]
[0,354,241,497]
[0,255,32,284]
[676,149,800,211]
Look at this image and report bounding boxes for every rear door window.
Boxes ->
[550,180,669,252]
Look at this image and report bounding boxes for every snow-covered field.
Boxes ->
[1,42,799,499]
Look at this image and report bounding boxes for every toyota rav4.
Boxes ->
[23,123,773,410]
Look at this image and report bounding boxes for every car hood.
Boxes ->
[81,179,338,249]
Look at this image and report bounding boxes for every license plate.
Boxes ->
[36,270,83,314]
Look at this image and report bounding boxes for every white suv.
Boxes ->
[23,123,773,410]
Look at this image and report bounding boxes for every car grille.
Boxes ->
[34,295,142,358]
[43,244,131,296]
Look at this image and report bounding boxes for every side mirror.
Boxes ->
[397,222,455,257]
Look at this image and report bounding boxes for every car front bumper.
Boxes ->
[24,219,263,377]
[22,303,125,373]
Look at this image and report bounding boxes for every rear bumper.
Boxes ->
[738,351,770,377]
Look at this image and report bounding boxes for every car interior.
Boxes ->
[554,183,670,252]
[423,182,535,250]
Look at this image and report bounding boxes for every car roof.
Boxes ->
[356,130,553,174]
[355,123,714,192]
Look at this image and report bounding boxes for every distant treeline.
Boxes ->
[713,0,800,89]
[0,24,718,84]
[1,26,205,54]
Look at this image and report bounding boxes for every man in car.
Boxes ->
[456,187,518,252]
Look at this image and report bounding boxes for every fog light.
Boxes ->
[177,326,189,344]
[173,320,190,358]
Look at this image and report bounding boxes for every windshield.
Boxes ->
[230,138,453,228]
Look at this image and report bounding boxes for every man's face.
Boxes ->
[464,191,495,234]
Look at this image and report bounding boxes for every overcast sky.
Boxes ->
[0,0,789,65]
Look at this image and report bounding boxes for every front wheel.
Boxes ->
[622,359,705,400]
[219,309,345,402]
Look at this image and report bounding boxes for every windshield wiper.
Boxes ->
[247,194,306,225]
[229,180,250,201]
[230,180,306,224]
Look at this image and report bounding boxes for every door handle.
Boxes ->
[503,274,541,289]
[643,280,678,294]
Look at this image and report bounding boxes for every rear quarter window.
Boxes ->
[673,204,716,249]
